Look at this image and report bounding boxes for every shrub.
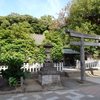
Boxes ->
[8,77,18,87]
[1,57,30,82]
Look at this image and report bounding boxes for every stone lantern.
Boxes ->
[38,42,60,85]
[44,42,53,60]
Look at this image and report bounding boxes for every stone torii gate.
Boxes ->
[66,29,100,82]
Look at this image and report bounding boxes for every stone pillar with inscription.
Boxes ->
[38,42,60,85]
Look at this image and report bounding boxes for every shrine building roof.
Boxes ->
[63,47,80,54]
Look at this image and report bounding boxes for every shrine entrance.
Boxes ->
[63,47,79,68]
[66,29,100,82]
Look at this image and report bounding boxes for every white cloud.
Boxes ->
[47,0,60,12]
[17,0,62,18]
[46,0,62,18]
[19,0,61,12]
[0,0,69,18]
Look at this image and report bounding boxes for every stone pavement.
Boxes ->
[0,86,100,100]
[0,76,100,100]
[24,79,43,92]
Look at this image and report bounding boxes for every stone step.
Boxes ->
[63,69,100,78]
[29,69,100,79]
[30,70,81,79]
[62,69,81,78]
[65,71,81,78]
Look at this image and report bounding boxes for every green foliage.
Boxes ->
[58,0,100,57]
[58,27,69,46]
[23,70,30,79]
[1,57,29,80]
[0,13,55,63]
[43,30,63,61]
[9,77,18,87]
[0,12,68,63]
[0,37,36,62]
[67,0,100,34]
[30,46,46,63]
[51,45,63,62]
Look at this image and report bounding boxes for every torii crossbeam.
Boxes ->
[66,29,100,82]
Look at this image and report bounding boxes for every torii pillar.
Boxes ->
[66,29,100,82]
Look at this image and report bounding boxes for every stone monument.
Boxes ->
[38,42,60,85]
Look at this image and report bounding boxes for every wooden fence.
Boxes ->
[0,60,100,72]
[0,62,64,72]
[76,60,100,69]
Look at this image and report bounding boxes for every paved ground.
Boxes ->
[0,88,100,100]
[0,76,100,100]
[24,79,43,92]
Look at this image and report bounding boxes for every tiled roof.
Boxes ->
[32,34,45,45]
[63,47,80,54]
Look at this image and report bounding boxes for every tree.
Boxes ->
[41,15,54,29]
[0,12,67,63]
[57,0,100,56]
[67,0,100,32]
[0,37,36,62]
[0,19,36,62]
[31,46,46,63]
[43,30,63,62]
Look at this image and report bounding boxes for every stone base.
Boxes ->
[38,74,60,85]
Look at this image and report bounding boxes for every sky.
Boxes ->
[0,0,71,18]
